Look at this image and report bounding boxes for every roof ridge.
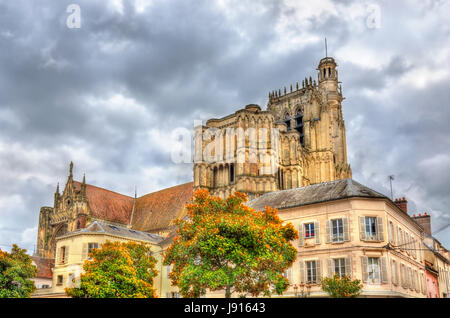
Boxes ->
[137,181,193,199]
[74,180,134,199]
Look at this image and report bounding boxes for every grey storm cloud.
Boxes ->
[0,0,449,252]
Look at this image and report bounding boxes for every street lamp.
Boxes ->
[298,283,311,298]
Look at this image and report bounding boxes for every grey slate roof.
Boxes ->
[248,178,387,211]
[59,221,164,244]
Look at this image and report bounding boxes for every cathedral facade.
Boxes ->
[36,56,351,259]
[193,57,352,199]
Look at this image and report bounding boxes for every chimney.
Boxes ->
[412,212,431,236]
[394,197,407,213]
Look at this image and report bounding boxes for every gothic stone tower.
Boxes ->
[193,57,352,199]
[35,162,90,258]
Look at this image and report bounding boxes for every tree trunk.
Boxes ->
[225,285,231,298]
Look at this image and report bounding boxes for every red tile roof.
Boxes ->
[132,182,193,232]
[32,257,54,279]
[74,181,134,225]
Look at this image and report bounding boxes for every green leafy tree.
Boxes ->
[321,275,363,298]
[0,244,37,298]
[66,241,158,298]
[164,189,298,298]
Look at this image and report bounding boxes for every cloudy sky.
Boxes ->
[0,0,449,253]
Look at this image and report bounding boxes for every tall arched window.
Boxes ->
[284,113,291,130]
[213,166,218,188]
[328,67,331,77]
[229,163,235,183]
[294,109,304,146]
[323,68,326,79]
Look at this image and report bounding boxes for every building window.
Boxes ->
[294,110,304,146]
[57,275,63,286]
[88,243,98,259]
[306,261,317,284]
[367,257,380,284]
[167,265,171,278]
[304,223,315,238]
[229,163,235,183]
[334,258,346,278]
[284,113,291,130]
[365,217,377,240]
[332,219,344,242]
[60,246,66,264]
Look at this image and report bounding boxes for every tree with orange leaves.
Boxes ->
[163,190,298,298]
[65,241,157,298]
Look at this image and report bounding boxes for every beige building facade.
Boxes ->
[248,179,427,298]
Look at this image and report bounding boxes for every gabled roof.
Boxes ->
[31,257,54,279]
[59,221,164,244]
[74,181,134,225]
[132,182,193,232]
[248,178,387,211]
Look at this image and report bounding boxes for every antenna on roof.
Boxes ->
[388,175,395,200]
[325,37,328,58]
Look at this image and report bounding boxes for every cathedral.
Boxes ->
[193,56,351,199]
[33,56,448,299]
[35,56,352,259]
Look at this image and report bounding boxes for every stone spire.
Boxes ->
[69,161,73,178]
[81,173,86,196]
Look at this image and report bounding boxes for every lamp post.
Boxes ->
[298,283,311,298]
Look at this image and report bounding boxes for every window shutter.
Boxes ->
[406,267,411,289]
[64,246,69,264]
[314,221,320,245]
[401,265,406,288]
[390,260,395,285]
[392,223,396,244]
[343,217,350,241]
[421,273,426,294]
[345,257,352,278]
[326,220,331,243]
[380,257,388,283]
[327,259,333,278]
[419,242,422,262]
[388,221,392,243]
[316,260,322,282]
[397,226,401,247]
[376,216,384,241]
[82,243,87,260]
[55,247,60,265]
[361,256,368,283]
[298,224,304,247]
[359,217,366,240]
[415,271,419,292]
[287,267,292,283]
[300,261,305,284]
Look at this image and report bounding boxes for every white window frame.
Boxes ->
[332,219,344,243]
[365,217,377,240]
[306,260,317,284]
[367,257,380,284]
[334,258,346,278]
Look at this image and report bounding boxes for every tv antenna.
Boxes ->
[388,175,395,200]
